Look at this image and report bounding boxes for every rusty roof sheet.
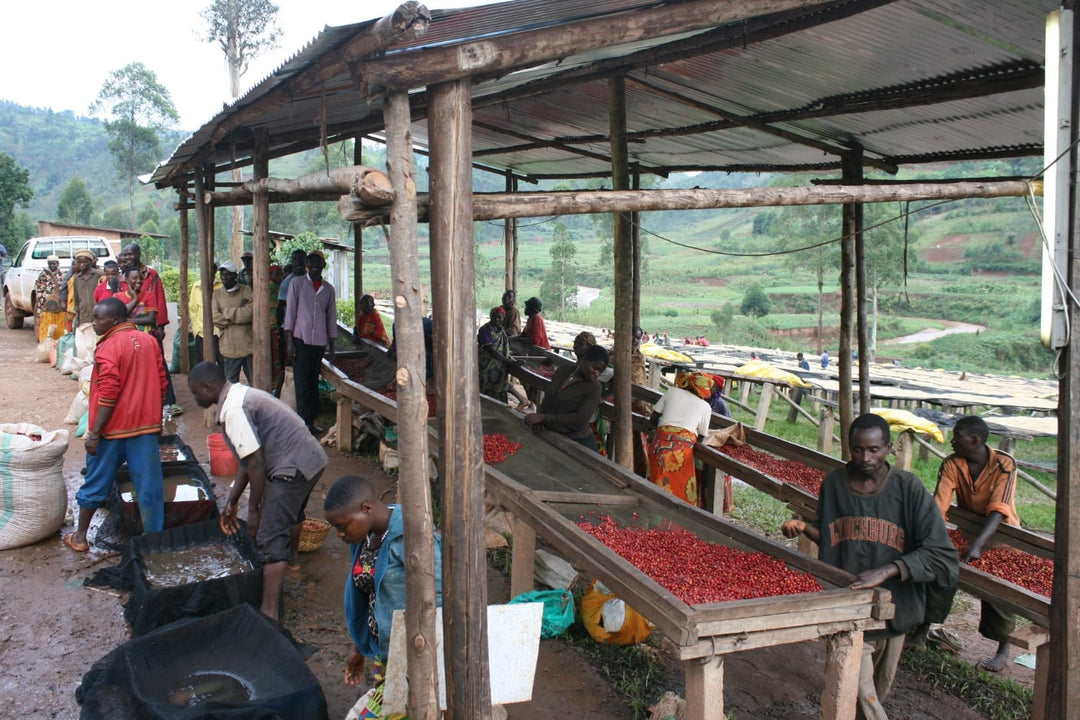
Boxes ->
[151,0,1061,187]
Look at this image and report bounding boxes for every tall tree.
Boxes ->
[201,0,281,263]
[57,177,95,225]
[540,221,578,321]
[90,63,178,227]
[0,152,33,250]
[863,203,912,360]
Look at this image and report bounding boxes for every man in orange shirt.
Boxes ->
[65,298,167,552]
[922,415,1018,671]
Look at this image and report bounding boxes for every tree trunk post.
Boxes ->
[817,406,835,455]
[847,145,870,414]
[839,153,858,457]
[428,79,491,720]
[195,170,215,364]
[610,74,634,469]
[252,128,271,391]
[632,164,642,330]
[354,138,364,327]
[384,90,441,720]
[504,170,518,292]
[178,188,191,375]
[822,630,863,718]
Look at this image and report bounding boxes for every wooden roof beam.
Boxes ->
[472,120,616,165]
[353,0,846,95]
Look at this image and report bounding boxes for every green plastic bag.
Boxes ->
[76,411,88,438]
[509,588,574,639]
[55,332,75,369]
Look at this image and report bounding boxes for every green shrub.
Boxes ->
[160,267,181,303]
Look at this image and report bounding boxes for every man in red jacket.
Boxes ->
[64,297,167,552]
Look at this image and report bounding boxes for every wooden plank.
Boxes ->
[947,506,1054,559]
[1008,623,1050,652]
[821,630,863,720]
[958,565,1049,627]
[697,602,874,638]
[532,491,639,506]
[684,655,724,720]
[673,618,883,659]
[509,514,536,598]
[690,588,877,627]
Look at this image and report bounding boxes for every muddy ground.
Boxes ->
[0,314,1030,719]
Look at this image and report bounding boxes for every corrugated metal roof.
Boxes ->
[151,0,1061,187]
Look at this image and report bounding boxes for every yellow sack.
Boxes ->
[581,580,653,645]
[872,408,945,443]
[734,359,811,388]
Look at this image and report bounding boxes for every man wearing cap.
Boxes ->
[283,250,337,435]
[213,261,254,384]
[67,249,103,330]
[34,255,66,341]
[238,250,254,287]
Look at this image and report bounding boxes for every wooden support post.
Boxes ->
[428,79,491,720]
[335,394,352,453]
[195,170,215,364]
[504,170,517,291]
[509,514,536,598]
[1008,624,1049,720]
[610,74,634,470]
[384,90,440,720]
[251,128,271,391]
[786,386,804,423]
[353,138,364,326]
[848,145,870,415]
[999,435,1017,455]
[817,406,836,455]
[821,630,863,719]
[753,382,774,431]
[178,188,191,374]
[632,164,642,329]
[838,152,858,456]
[894,430,914,471]
[684,655,724,720]
[738,380,751,406]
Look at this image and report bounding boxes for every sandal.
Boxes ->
[927,626,964,654]
[63,533,90,553]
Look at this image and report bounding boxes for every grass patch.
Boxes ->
[728,484,793,540]
[899,646,1032,720]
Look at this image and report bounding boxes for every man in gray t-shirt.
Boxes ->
[189,361,327,623]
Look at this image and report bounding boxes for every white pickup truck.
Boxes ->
[2,236,117,329]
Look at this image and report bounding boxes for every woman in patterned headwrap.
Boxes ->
[647,370,715,506]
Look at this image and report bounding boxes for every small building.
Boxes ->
[35,220,168,257]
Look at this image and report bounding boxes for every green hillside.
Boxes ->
[0,101,1051,374]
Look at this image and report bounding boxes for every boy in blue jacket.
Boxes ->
[324,475,443,686]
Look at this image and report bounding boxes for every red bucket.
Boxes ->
[207,432,238,476]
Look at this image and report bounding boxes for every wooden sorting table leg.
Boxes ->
[894,430,914,471]
[334,393,353,453]
[1008,625,1049,720]
[754,383,775,431]
[821,629,863,719]
[684,654,724,720]
[509,514,536,598]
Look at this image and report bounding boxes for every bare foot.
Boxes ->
[979,646,1009,672]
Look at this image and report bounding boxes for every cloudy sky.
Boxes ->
[3,0,499,130]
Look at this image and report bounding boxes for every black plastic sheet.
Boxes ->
[76,604,328,720]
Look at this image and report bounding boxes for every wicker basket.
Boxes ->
[298,518,331,552]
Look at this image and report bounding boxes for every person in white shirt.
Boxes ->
[647,370,715,507]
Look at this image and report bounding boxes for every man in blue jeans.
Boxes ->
[283,251,337,435]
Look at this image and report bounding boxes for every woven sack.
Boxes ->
[0,423,69,550]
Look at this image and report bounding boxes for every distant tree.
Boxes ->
[772,188,841,354]
[101,205,129,230]
[0,152,34,249]
[90,63,178,227]
[740,282,771,318]
[201,0,282,264]
[57,177,94,224]
[138,234,167,268]
[863,203,913,360]
[540,221,578,321]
